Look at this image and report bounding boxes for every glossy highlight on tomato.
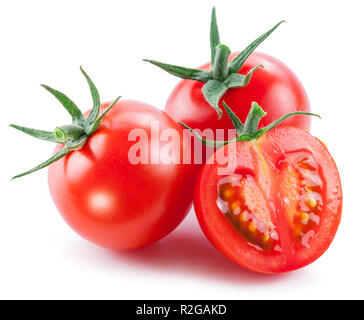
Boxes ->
[194,127,342,273]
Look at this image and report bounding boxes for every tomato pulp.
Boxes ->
[166,52,311,133]
[194,127,342,273]
[48,100,199,250]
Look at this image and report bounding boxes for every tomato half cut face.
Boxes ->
[194,127,342,273]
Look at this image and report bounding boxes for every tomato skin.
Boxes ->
[194,127,342,274]
[165,52,311,133]
[48,100,198,250]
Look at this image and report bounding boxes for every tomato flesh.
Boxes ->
[194,127,342,273]
[217,174,279,252]
[278,151,323,247]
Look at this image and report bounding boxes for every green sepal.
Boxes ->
[80,66,101,125]
[11,146,70,180]
[10,124,59,143]
[41,84,85,125]
[210,7,220,65]
[259,111,321,134]
[85,96,121,136]
[65,136,88,150]
[229,20,286,74]
[202,80,228,119]
[243,64,264,86]
[179,120,266,147]
[179,122,229,148]
[222,102,244,135]
[181,101,321,147]
[235,132,264,142]
[143,60,212,82]
[224,73,246,88]
[224,65,263,89]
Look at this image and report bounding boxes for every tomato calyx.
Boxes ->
[180,101,320,147]
[10,67,121,179]
[144,7,285,118]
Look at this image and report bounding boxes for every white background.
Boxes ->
[0,0,362,299]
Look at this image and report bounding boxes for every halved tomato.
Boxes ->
[191,106,342,273]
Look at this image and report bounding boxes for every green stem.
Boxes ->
[242,102,266,134]
[12,146,70,180]
[212,44,231,81]
[54,124,85,143]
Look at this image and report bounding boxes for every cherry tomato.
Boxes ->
[48,100,198,250]
[166,52,311,133]
[194,126,342,273]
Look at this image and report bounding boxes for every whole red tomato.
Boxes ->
[188,103,342,273]
[145,8,311,136]
[11,69,198,250]
[49,100,198,250]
